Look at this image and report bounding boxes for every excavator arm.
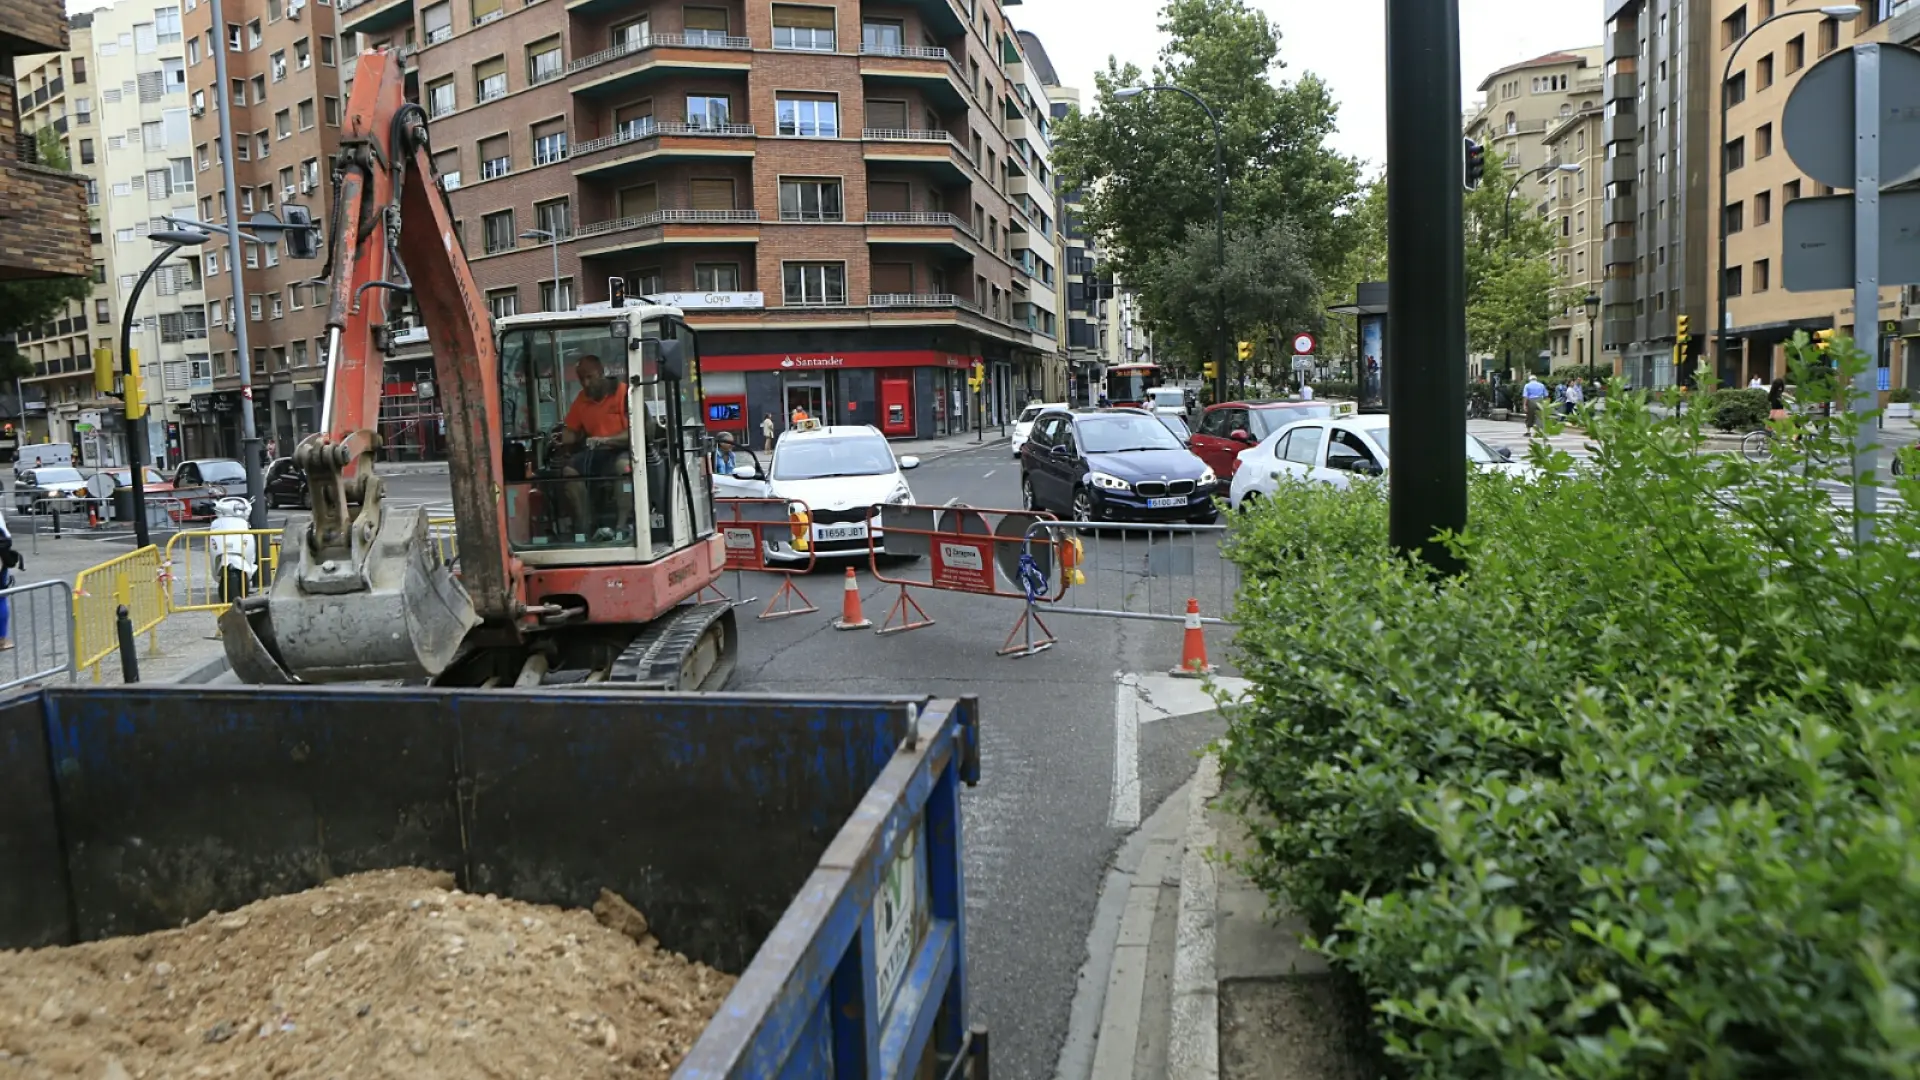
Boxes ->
[221,49,521,682]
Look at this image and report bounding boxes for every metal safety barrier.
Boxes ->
[713,497,818,619]
[72,545,169,681]
[1005,520,1239,659]
[428,516,458,568]
[864,503,1063,645]
[0,579,76,690]
[162,528,286,613]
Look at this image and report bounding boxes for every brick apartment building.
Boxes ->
[339,0,1059,441]
[181,0,348,456]
[2,0,92,436]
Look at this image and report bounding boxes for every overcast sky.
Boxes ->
[1012,0,1606,171]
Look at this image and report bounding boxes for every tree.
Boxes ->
[1053,0,1362,360]
[1316,173,1385,364]
[1463,150,1563,375]
[1133,219,1320,374]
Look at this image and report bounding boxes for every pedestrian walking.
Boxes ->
[1563,377,1585,418]
[1769,377,1790,421]
[0,507,19,652]
[1522,373,1548,432]
[760,413,776,453]
[711,431,737,476]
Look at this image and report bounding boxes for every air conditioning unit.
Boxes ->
[283,185,297,200]
[299,180,313,194]
[190,105,204,116]
[287,0,302,18]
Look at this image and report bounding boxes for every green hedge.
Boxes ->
[1701,387,1771,431]
[1222,350,1920,1078]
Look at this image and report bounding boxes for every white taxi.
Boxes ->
[716,423,919,561]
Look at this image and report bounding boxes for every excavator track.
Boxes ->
[600,600,739,691]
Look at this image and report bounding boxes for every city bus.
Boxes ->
[1104,363,1161,407]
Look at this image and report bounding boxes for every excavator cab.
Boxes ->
[497,304,713,560]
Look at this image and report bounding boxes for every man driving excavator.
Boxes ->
[558,354,632,541]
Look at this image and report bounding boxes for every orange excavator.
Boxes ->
[220,49,737,689]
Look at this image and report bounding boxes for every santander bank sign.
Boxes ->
[778,355,846,369]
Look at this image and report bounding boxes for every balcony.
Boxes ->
[1605,197,1635,226]
[572,209,760,259]
[1607,156,1635,185]
[1608,73,1636,101]
[1602,318,1636,349]
[862,132,971,185]
[1603,112,1637,146]
[860,45,968,111]
[893,0,968,38]
[1601,278,1634,307]
[866,211,977,257]
[570,34,751,97]
[572,121,758,179]
[339,0,414,36]
[870,293,978,310]
[1604,236,1636,266]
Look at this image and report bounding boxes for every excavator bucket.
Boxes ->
[220,506,480,683]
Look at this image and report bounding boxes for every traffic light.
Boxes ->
[608,276,628,307]
[1202,361,1219,380]
[3,423,13,439]
[92,346,116,394]
[282,204,319,260]
[1236,341,1254,363]
[1676,315,1690,340]
[968,361,984,392]
[1463,137,1486,191]
[1813,328,1835,354]
[123,350,145,419]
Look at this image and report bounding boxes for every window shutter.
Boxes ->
[683,6,728,31]
[872,263,913,294]
[689,179,734,211]
[618,183,658,218]
[867,99,907,130]
[868,181,910,212]
[476,56,505,82]
[773,4,834,29]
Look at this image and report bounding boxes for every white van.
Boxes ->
[13,442,72,481]
[1145,387,1189,420]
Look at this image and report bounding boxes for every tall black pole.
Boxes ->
[119,243,183,549]
[1386,0,1466,574]
[1208,109,1227,403]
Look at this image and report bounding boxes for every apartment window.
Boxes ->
[683,7,730,45]
[325,96,341,125]
[782,262,846,305]
[1725,201,1744,235]
[428,78,456,118]
[1757,53,1774,90]
[479,135,510,180]
[249,294,264,321]
[251,75,266,103]
[527,38,562,85]
[531,119,567,165]
[256,131,272,158]
[276,109,292,139]
[862,19,904,53]
[1786,34,1805,72]
[86,178,100,205]
[1818,17,1839,56]
[245,241,260,268]
[98,298,114,323]
[270,295,284,320]
[1755,190,1772,225]
[474,0,504,24]
[321,36,336,65]
[1725,137,1745,172]
[617,183,658,218]
[534,198,570,239]
[1755,121,1773,159]
[73,58,87,84]
[772,5,836,51]
[487,288,518,319]
[188,36,201,64]
[689,178,734,210]
[1725,265,1743,298]
[301,157,320,190]
[248,20,262,48]
[230,78,245,105]
[423,2,452,44]
[1783,179,1801,203]
[695,263,739,290]
[228,22,243,50]
[482,210,516,254]
[777,96,839,137]
[475,57,507,104]
[612,15,650,49]
[779,178,843,221]
[1721,5,1748,47]
[296,38,310,69]
[1753,259,1771,293]
[271,49,287,81]
[539,278,574,311]
[1724,71,1746,107]
[299,99,315,130]
[685,95,731,130]
[79,139,95,165]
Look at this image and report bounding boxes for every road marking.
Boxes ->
[983,470,996,479]
[1110,672,1251,830]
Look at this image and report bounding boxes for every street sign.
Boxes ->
[1290,332,1317,356]
[1782,44,1920,191]
[1781,190,1920,291]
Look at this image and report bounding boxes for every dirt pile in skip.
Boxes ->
[0,868,735,1079]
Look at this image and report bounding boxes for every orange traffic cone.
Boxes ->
[1170,598,1215,678]
[832,567,871,631]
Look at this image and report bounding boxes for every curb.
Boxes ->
[1168,753,1222,1080]
[172,653,232,684]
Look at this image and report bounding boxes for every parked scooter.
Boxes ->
[206,495,260,604]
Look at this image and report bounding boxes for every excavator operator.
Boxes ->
[558,354,632,541]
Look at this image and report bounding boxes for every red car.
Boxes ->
[1189,400,1344,479]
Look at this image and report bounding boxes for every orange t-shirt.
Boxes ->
[565,388,627,439]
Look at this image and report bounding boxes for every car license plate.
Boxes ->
[1147,496,1184,509]
[817,524,867,541]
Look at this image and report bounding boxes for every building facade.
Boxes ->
[3,0,95,445]
[1709,0,1919,391]
[1541,103,1607,373]
[1601,0,1711,389]
[337,0,1057,442]
[182,0,348,457]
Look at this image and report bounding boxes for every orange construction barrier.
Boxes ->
[832,568,871,631]
[1170,597,1215,678]
[715,497,818,620]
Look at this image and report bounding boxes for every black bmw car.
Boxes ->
[1019,408,1219,524]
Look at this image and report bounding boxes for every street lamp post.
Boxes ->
[519,229,563,309]
[122,230,213,548]
[1500,161,1581,380]
[1583,291,1601,383]
[1114,84,1227,405]
[1715,5,1860,386]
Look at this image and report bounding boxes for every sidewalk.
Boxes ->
[1071,754,1374,1080]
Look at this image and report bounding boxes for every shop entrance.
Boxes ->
[783,373,830,429]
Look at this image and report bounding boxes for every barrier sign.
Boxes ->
[714,497,817,620]
[932,538,993,593]
[863,503,1063,637]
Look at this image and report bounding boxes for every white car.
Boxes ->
[1228,416,1533,508]
[714,424,919,562]
[1012,402,1068,458]
[1145,386,1189,420]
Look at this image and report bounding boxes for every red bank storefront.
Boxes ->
[700,348,987,443]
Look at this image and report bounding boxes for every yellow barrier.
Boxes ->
[428,516,458,567]
[72,545,170,681]
[162,529,286,613]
